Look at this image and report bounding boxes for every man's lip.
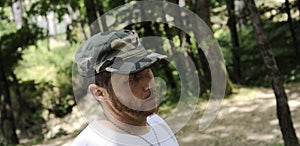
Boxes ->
[145,89,157,99]
[145,92,155,99]
[145,92,160,109]
[145,93,158,104]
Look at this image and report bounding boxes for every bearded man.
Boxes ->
[72,30,179,146]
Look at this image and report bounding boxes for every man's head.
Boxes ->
[75,30,166,117]
[75,30,166,77]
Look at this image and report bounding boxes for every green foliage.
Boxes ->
[268,143,283,146]
[102,0,125,11]
[216,17,300,86]
[27,0,69,19]
[266,21,300,83]
[0,1,48,144]
[152,60,181,104]
[16,41,77,118]
[1,0,300,144]
[50,128,68,139]
[0,9,16,36]
[0,23,43,69]
[157,102,177,118]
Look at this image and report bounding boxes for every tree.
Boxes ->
[0,56,19,145]
[0,0,43,139]
[226,0,241,82]
[12,0,23,28]
[195,0,211,27]
[244,0,299,145]
[84,0,100,36]
[0,24,42,144]
[235,0,246,27]
[297,0,300,18]
[46,11,57,47]
[45,11,57,50]
[284,0,299,56]
[193,0,212,85]
[96,0,108,32]
[191,0,233,94]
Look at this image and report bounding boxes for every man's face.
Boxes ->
[109,68,158,116]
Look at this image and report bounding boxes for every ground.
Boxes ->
[177,85,300,146]
[28,84,300,146]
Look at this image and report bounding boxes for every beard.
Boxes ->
[108,89,158,118]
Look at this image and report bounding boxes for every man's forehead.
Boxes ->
[111,68,150,79]
[111,72,135,82]
[111,73,130,79]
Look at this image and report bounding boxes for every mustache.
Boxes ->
[144,89,158,99]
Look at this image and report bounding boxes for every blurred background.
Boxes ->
[0,0,300,145]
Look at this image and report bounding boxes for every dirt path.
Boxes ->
[32,85,300,146]
[177,85,300,146]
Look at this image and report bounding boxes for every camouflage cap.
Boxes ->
[75,30,167,77]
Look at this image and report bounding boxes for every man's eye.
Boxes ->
[130,74,141,81]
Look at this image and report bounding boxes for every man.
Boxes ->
[72,30,179,146]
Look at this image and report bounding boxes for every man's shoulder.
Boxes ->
[147,114,171,131]
[147,114,164,122]
[71,125,111,146]
[147,114,179,146]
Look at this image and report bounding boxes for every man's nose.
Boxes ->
[144,78,155,91]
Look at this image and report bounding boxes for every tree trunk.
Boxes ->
[195,0,211,27]
[11,0,23,28]
[0,57,19,145]
[47,11,57,50]
[192,0,233,95]
[235,0,246,28]
[96,1,108,32]
[193,0,212,88]
[10,71,28,137]
[226,0,242,82]
[44,15,51,51]
[80,20,88,40]
[84,0,100,36]
[170,0,195,86]
[284,0,300,56]
[67,4,88,40]
[47,11,57,40]
[244,0,299,145]
[297,0,300,18]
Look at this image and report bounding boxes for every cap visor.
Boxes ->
[105,52,167,74]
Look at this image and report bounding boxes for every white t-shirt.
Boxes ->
[71,114,179,146]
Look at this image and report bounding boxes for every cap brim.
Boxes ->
[105,52,167,74]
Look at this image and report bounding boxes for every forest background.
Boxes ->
[0,0,300,145]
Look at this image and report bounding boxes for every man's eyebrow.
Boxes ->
[129,71,140,76]
[120,74,131,83]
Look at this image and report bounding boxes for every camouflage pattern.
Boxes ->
[75,30,167,77]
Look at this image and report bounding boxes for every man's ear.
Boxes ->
[88,84,109,101]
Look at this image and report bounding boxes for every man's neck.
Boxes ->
[103,111,151,135]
